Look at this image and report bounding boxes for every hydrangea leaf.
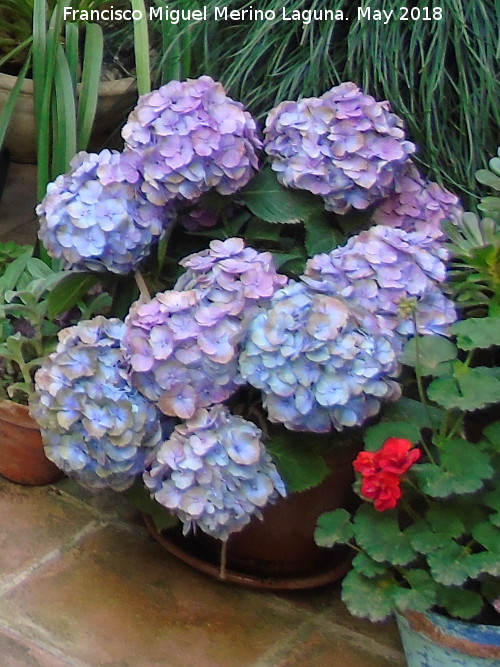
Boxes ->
[314,509,354,547]
[427,542,471,585]
[400,335,457,376]
[304,214,341,256]
[448,316,500,350]
[353,505,416,565]
[427,365,500,411]
[414,439,493,497]
[363,421,421,452]
[341,569,398,622]
[265,433,330,493]
[393,570,437,613]
[352,552,389,578]
[47,272,101,319]
[436,586,484,620]
[240,167,322,224]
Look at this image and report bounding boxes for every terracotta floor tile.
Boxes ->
[271,630,405,667]
[0,625,71,667]
[0,525,307,667]
[0,478,96,579]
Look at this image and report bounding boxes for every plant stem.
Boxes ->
[134,270,151,302]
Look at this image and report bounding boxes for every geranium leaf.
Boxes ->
[467,552,500,578]
[414,439,493,497]
[351,552,387,578]
[314,508,354,546]
[353,505,416,565]
[406,523,455,554]
[363,421,421,452]
[380,397,443,431]
[436,586,484,620]
[265,434,330,492]
[393,570,437,613]
[472,522,500,553]
[427,366,500,411]
[427,542,471,585]
[401,335,457,376]
[341,569,397,622]
[448,316,500,350]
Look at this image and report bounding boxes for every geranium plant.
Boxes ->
[315,313,500,622]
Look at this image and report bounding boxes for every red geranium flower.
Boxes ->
[360,471,402,511]
[376,437,421,475]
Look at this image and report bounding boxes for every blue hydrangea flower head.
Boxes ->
[302,225,456,338]
[36,149,174,274]
[372,163,463,241]
[143,404,286,540]
[264,82,415,214]
[121,76,262,206]
[30,316,162,490]
[240,280,402,432]
[122,238,287,419]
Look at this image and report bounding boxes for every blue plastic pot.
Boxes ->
[396,610,500,666]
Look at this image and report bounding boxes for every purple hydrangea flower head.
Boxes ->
[143,404,286,540]
[122,238,287,419]
[239,280,402,433]
[264,82,415,214]
[121,76,261,206]
[302,225,456,338]
[36,149,174,274]
[372,163,463,241]
[30,316,162,491]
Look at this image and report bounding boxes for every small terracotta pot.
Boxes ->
[0,399,62,485]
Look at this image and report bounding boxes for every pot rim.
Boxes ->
[400,609,500,659]
[0,398,38,429]
[0,70,136,96]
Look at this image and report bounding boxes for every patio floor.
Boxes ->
[0,160,406,667]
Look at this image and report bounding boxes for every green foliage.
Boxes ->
[315,313,500,622]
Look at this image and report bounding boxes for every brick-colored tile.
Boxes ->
[0,525,306,667]
[274,630,404,667]
[0,625,70,667]
[0,479,95,578]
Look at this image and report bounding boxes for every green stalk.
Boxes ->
[131,0,150,95]
[76,21,103,151]
[0,53,31,148]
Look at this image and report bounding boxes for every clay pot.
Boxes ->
[146,444,358,590]
[0,399,62,485]
[0,71,137,163]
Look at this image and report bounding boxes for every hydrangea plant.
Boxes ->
[143,404,286,540]
[122,238,287,419]
[36,150,174,274]
[121,76,261,206]
[30,316,162,491]
[264,81,415,214]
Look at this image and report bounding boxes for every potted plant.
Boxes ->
[313,159,500,662]
[0,245,109,484]
[23,77,467,590]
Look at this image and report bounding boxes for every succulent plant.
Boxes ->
[264,82,415,214]
[123,238,287,419]
[240,280,402,433]
[121,76,261,206]
[30,316,162,491]
[143,404,286,540]
[302,225,456,339]
[372,163,463,240]
[36,149,174,274]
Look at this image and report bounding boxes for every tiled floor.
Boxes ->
[0,160,406,666]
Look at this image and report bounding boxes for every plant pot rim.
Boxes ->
[144,514,352,591]
[400,609,500,660]
[0,70,136,96]
[0,398,37,429]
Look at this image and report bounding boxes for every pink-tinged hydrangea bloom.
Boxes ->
[264,82,415,214]
[239,280,402,433]
[122,238,287,419]
[30,317,163,491]
[302,225,456,339]
[122,76,261,206]
[36,150,174,274]
[143,405,286,540]
[372,163,463,242]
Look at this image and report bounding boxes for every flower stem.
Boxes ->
[134,270,151,303]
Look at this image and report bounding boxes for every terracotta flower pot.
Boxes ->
[0,71,137,163]
[146,445,358,590]
[0,399,62,485]
[396,610,500,666]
